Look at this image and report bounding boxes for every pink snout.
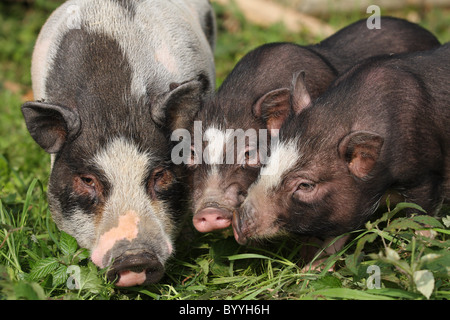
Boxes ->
[193,207,232,232]
[108,252,164,287]
[90,211,166,286]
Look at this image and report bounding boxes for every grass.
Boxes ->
[0,1,449,300]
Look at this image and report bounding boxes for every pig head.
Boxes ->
[21,0,215,286]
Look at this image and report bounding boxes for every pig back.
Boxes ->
[216,43,337,116]
[310,16,440,74]
[31,0,215,103]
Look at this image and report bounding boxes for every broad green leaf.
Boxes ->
[28,257,60,281]
[60,231,78,256]
[385,218,422,232]
[52,265,68,287]
[412,215,444,228]
[78,263,103,294]
[310,274,342,290]
[391,202,426,214]
[413,270,435,299]
[74,248,90,261]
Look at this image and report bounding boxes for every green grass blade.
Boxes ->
[304,288,395,300]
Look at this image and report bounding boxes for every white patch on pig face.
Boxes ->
[51,206,97,250]
[257,140,299,190]
[202,126,260,167]
[203,125,233,167]
[91,137,174,265]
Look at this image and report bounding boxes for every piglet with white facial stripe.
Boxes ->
[186,17,440,234]
[234,44,450,248]
[21,0,215,287]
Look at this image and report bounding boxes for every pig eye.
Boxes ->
[292,178,318,202]
[243,148,260,168]
[80,176,96,187]
[149,168,175,197]
[294,180,316,194]
[74,174,102,198]
[297,182,315,191]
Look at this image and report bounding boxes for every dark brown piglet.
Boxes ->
[234,43,450,247]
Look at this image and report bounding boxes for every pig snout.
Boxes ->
[193,207,232,232]
[232,204,253,245]
[107,251,164,287]
[232,190,283,245]
[193,183,246,232]
[90,210,171,286]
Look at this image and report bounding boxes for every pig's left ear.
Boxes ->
[21,101,81,154]
[338,131,384,179]
[152,79,204,130]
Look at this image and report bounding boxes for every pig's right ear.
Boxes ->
[252,71,312,134]
[21,101,81,154]
[291,71,312,113]
[152,79,203,131]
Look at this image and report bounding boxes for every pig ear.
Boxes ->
[252,71,312,134]
[338,131,384,179]
[152,79,203,130]
[291,71,311,114]
[21,101,81,154]
[252,87,291,133]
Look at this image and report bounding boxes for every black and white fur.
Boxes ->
[22,0,216,285]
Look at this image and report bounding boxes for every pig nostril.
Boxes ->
[237,191,247,203]
[108,252,164,286]
[193,208,233,232]
[238,190,247,197]
[127,265,147,273]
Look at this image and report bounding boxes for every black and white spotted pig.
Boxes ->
[21,0,215,287]
[234,43,450,246]
[187,17,440,233]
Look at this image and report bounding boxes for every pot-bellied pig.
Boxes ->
[234,43,450,247]
[181,17,440,233]
[21,0,215,287]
